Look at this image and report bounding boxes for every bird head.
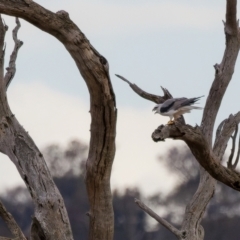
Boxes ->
[152,105,159,114]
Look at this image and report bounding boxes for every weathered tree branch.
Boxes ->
[215,119,227,140]
[0,15,73,240]
[135,198,182,238]
[213,113,240,159]
[201,0,240,146]
[0,15,7,82]
[0,199,26,240]
[115,74,172,103]
[225,0,238,32]
[0,1,117,239]
[0,237,15,240]
[116,74,187,126]
[152,117,240,191]
[4,17,23,90]
[227,124,238,169]
[233,134,240,169]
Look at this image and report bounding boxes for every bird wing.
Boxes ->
[160,98,187,113]
[179,96,204,108]
[161,96,203,113]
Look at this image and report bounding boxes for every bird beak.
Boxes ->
[152,106,157,113]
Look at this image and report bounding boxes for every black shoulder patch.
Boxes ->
[160,101,175,113]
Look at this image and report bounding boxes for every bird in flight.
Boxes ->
[152,96,204,124]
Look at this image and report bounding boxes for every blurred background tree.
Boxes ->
[0,140,239,239]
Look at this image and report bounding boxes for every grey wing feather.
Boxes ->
[179,96,204,107]
[170,96,204,110]
[161,96,203,112]
[170,98,188,110]
[160,98,186,113]
[162,98,187,110]
[161,98,181,108]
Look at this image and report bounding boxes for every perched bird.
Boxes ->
[152,96,204,124]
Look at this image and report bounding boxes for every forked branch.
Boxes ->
[0,199,26,240]
[201,0,239,145]
[151,117,240,191]
[4,17,23,90]
[0,14,73,240]
[115,74,172,103]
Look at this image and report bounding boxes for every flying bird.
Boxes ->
[152,96,204,124]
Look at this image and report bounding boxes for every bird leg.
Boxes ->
[167,117,175,125]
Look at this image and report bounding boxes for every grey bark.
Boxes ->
[0,1,117,240]
[0,199,26,240]
[0,16,73,240]
[135,198,182,238]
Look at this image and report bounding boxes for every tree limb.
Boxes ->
[152,117,240,191]
[0,199,26,240]
[115,74,172,103]
[215,119,227,141]
[135,199,182,238]
[233,133,240,169]
[0,14,73,240]
[0,15,7,84]
[213,112,240,160]
[0,1,117,239]
[225,0,238,33]
[4,17,23,90]
[201,0,240,146]
[227,124,238,169]
[0,237,16,240]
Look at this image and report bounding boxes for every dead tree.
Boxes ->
[116,0,240,239]
[0,17,73,240]
[0,0,239,240]
[0,1,117,240]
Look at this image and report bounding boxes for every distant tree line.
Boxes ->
[0,140,239,239]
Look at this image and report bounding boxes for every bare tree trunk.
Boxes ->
[0,1,117,239]
[0,16,73,240]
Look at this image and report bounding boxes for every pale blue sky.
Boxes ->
[1,0,239,194]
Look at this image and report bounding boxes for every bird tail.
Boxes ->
[190,106,203,110]
[181,96,204,107]
[181,106,203,111]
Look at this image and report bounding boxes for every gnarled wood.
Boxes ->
[201,0,240,146]
[0,199,26,240]
[4,17,23,90]
[152,115,240,192]
[116,74,172,103]
[0,15,73,240]
[0,1,117,239]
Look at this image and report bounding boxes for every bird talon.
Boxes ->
[167,120,175,125]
